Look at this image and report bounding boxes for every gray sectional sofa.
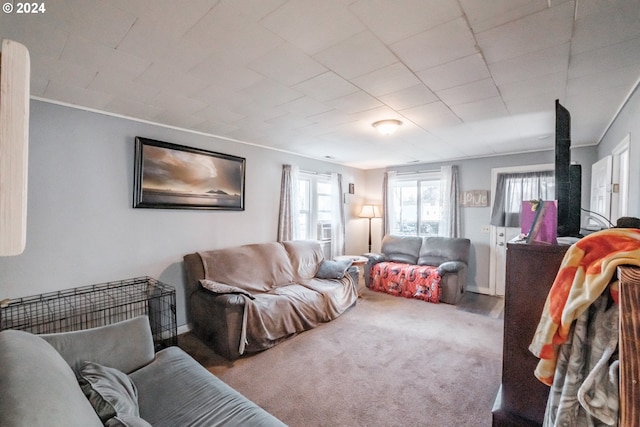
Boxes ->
[364,234,471,304]
[184,240,359,360]
[0,315,285,427]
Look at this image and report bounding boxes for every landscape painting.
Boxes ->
[133,137,245,210]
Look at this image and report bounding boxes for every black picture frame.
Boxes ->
[133,137,245,210]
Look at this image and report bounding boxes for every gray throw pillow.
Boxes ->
[77,361,139,423]
[200,279,256,299]
[316,259,353,279]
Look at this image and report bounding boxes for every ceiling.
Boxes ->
[1,0,639,169]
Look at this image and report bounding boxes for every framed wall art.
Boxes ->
[133,137,245,210]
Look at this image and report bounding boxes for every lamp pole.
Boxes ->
[359,204,379,254]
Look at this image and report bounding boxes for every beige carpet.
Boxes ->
[179,289,504,427]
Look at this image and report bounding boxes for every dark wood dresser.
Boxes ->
[618,265,640,427]
[492,242,569,426]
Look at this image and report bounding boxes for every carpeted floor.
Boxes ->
[456,291,504,319]
[179,289,504,427]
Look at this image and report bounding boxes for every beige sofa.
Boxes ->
[184,240,358,360]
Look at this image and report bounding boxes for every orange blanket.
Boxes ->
[529,228,640,385]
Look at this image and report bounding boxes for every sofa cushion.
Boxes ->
[282,240,324,283]
[0,330,103,427]
[130,346,286,427]
[199,242,296,293]
[381,235,423,264]
[200,279,256,299]
[418,237,471,266]
[78,361,140,423]
[316,258,352,279]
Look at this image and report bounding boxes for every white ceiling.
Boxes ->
[1,0,639,169]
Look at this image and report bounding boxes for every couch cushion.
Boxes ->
[282,240,324,283]
[0,330,103,427]
[199,242,296,293]
[381,235,423,264]
[41,316,155,374]
[130,346,286,427]
[77,361,140,423]
[417,237,470,266]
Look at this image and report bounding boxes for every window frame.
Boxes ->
[387,171,443,237]
[297,172,332,241]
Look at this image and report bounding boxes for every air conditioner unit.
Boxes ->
[317,223,332,240]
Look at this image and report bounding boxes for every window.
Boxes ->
[490,170,555,227]
[388,171,442,236]
[297,172,333,241]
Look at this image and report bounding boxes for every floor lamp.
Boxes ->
[359,204,380,253]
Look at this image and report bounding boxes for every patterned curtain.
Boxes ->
[277,164,300,241]
[440,165,461,238]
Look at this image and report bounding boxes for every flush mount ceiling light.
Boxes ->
[372,119,402,136]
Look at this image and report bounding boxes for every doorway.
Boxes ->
[588,135,630,227]
[488,163,554,296]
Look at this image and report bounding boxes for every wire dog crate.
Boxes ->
[0,276,177,349]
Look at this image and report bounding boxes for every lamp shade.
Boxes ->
[359,204,380,219]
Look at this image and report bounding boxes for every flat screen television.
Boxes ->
[555,100,582,237]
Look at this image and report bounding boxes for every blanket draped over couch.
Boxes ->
[369,262,441,303]
[184,240,358,360]
[364,235,471,304]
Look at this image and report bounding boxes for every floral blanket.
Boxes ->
[369,262,441,303]
[529,228,640,425]
[529,228,640,385]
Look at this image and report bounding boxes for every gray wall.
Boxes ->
[597,84,640,217]
[5,92,634,327]
[363,146,596,293]
[0,101,366,327]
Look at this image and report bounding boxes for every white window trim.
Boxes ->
[387,170,443,237]
[298,171,331,241]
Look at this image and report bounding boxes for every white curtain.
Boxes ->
[330,172,345,258]
[277,164,301,242]
[440,165,461,238]
[382,170,395,236]
[490,171,555,227]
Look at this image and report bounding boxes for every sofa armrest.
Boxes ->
[347,265,359,284]
[208,292,251,306]
[40,315,155,374]
[190,289,248,360]
[363,252,385,264]
[438,263,468,305]
[437,261,467,275]
[363,253,386,287]
[0,330,104,427]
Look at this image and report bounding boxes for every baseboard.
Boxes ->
[468,286,491,295]
[177,323,192,335]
